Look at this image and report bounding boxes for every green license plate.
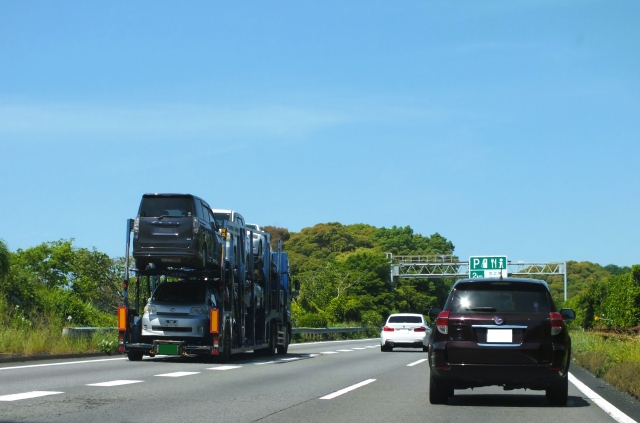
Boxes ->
[157,344,180,355]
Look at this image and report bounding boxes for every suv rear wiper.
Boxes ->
[467,307,496,312]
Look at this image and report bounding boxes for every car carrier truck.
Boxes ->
[118,214,298,362]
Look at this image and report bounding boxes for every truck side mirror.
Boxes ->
[294,279,300,291]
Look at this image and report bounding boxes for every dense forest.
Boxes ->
[1,224,639,331]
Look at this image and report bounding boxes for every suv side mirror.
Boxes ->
[559,308,576,321]
[428,307,442,321]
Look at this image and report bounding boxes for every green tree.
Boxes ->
[373,226,454,256]
[0,238,9,279]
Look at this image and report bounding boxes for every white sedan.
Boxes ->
[380,313,430,352]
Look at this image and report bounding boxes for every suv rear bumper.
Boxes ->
[429,363,568,390]
[429,341,570,390]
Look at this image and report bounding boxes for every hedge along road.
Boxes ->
[1,339,639,423]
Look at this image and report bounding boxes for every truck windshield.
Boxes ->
[139,196,193,218]
[153,282,206,304]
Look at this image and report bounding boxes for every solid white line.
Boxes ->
[207,365,242,370]
[87,380,143,387]
[0,391,64,402]
[320,379,376,400]
[569,373,637,423]
[407,359,428,367]
[0,357,127,371]
[154,371,200,377]
[320,351,339,355]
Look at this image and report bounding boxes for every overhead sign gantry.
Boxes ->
[387,253,568,300]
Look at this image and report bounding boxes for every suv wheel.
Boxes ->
[429,373,451,404]
[546,374,568,406]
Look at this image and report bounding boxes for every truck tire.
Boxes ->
[277,328,289,355]
[266,323,277,356]
[221,321,231,363]
[127,351,143,361]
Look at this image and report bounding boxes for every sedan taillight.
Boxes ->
[550,312,564,335]
[383,326,395,332]
[436,311,450,335]
[414,326,427,332]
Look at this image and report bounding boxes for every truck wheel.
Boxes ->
[127,351,143,361]
[277,329,289,355]
[267,324,277,356]
[221,322,231,363]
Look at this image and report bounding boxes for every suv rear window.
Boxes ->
[388,315,422,323]
[450,282,550,314]
[139,196,193,218]
[153,282,206,303]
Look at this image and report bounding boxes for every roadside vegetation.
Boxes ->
[2,232,640,401]
[571,329,640,399]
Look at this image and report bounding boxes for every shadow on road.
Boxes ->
[447,393,590,408]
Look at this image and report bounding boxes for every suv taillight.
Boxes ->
[436,311,450,335]
[383,326,394,332]
[133,217,139,233]
[414,326,427,332]
[193,217,200,234]
[550,312,564,335]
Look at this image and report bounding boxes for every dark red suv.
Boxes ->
[427,277,575,406]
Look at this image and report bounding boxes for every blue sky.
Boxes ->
[1,1,638,266]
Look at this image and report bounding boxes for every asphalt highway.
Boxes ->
[1,339,639,423]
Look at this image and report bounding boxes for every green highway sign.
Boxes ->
[469,256,508,278]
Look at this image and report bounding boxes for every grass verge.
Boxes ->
[0,325,118,356]
[571,329,640,400]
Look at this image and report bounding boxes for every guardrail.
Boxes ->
[63,327,371,338]
[292,327,370,335]
[62,327,117,338]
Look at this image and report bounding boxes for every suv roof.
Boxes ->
[453,277,550,291]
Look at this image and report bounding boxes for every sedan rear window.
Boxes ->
[388,316,423,324]
[451,282,550,314]
[140,196,193,218]
[153,282,206,304]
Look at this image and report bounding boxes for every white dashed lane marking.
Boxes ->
[320,351,339,354]
[407,359,427,367]
[352,347,366,350]
[0,391,64,402]
[154,372,200,377]
[336,349,354,352]
[87,380,144,387]
[320,379,377,400]
[207,366,242,371]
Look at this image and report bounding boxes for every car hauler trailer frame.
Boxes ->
[118,218,297,362]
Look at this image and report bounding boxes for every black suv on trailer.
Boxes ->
[427,277,575,406]
[132,193,222,270]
